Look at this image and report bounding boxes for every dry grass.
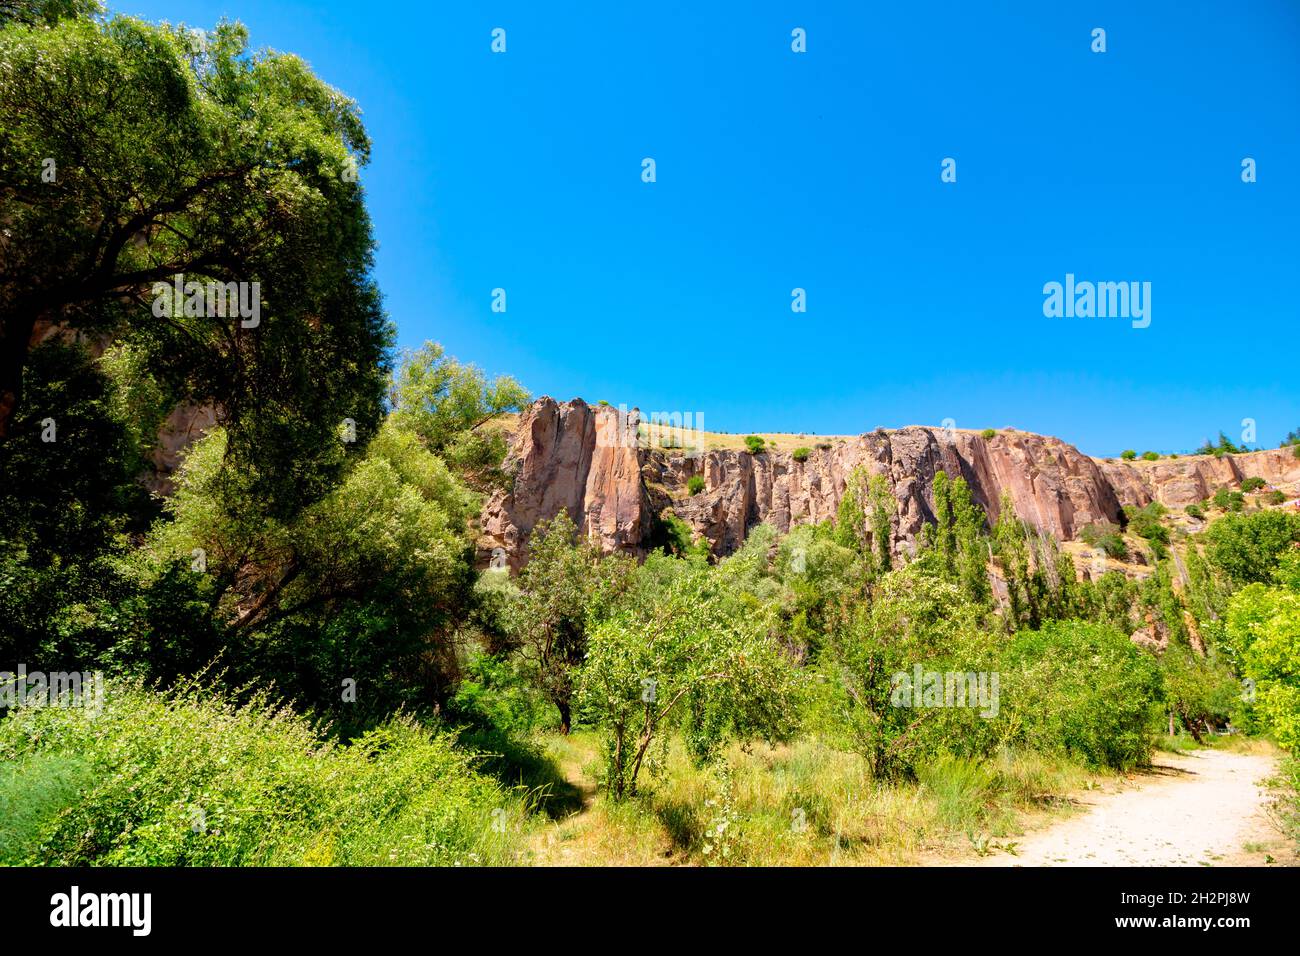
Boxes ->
[521,730,1104,866]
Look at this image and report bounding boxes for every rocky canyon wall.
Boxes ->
[478,398,1300,569]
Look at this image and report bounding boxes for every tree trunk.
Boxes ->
[557,699,571,736]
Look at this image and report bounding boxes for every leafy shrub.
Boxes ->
[687,474,706,496]
[980,429,996,440]
[815,568,998,779]
[1204,509,1300,585]
[1120,450,1137,461]
[791,447,811,463]
[0,684,528,866]
[1185,503,1205,519]
[1224,553,1300,749]
[1125,502,1169,552]
[744,435,766,454]
[1160,644,1240,741]
[1269,490,1286,506]
[1141,451,1159,461]
[1241,476,1267,493]
[1213,487,1245,512]
[1080,521,1127,559]
[578,569,799,797]
[999,621,1163,770]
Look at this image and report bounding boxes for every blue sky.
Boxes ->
[116,0,1300,456]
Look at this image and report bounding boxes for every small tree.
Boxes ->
[510,511,632,733]
[743,435,766,454]
[867,474,896,574]
[577,571,798,798]
[833,466,870,556]
[389,340,529,454]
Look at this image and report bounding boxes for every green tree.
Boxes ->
[133,416,483,719]
[867,474,895,574]
[1203,510,1300,585]
[0,341,148,662]
[1,15,390,523]
[931,470,956,576]
[833,466,870,556]
[816,567,995,778]
[577,568,798,797]
[0,0,101,27]
[1000,621,1163,770]
[387,340,528,455]
[1224,553,1300,748]
[507,510,632,734]
[994,494,1036,629]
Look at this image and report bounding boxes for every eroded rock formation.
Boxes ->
[478,397,1300,568]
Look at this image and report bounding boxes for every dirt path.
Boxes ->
[977,748,1287,867]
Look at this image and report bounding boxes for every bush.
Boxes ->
[815,568,998,779]
[1121,450,1137,461]
[686,474,706,496]
[791,447,811,463]
[1269,491,1287,506]
[980,429,996,440]
[1141,451,1159,461]
[0,684,528,866]
[999,621,1163,770]
[1185,503,1205,519]
[578,569,799,797]
[1204,509,1300,585]
[743,435,766,454]
[1223,554,1300,749]
[1080,521,1127,559]
[1213,487,1245,512]
[1125,502,1169,551]
[1241,476,1267,493]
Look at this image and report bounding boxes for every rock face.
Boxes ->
[1099,449,1300,509]
[146,404,220,495]
[480,398,1300,568]
[479,399,648,569]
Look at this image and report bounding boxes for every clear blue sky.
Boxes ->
[116,0,1300,457]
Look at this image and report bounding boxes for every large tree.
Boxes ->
[0,13,389,515]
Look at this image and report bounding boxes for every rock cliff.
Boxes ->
[478,398,1300,568]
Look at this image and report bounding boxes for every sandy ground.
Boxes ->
[976,749,1288,867]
